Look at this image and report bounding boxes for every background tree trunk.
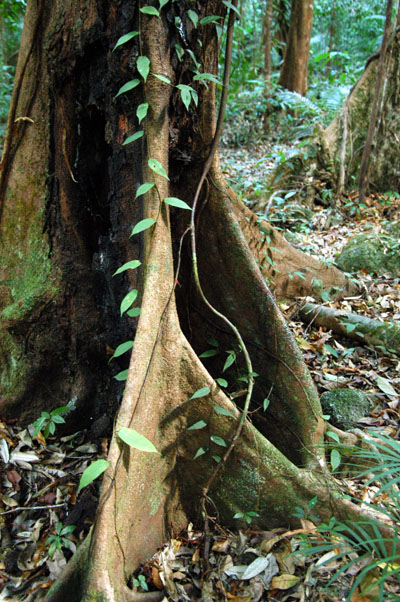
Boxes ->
[278,0,314,95]
[322,26,400,193]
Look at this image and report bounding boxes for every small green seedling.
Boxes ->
[46,522,76,559]
[133,575,148,591]
[32,399,75,439]
[233,510,259,525]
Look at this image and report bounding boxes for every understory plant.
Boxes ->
[295,432,400,601]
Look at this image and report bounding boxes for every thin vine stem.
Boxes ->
[188,0,254,527]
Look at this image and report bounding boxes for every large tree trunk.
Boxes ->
[0,1,383,600]
[278,0,314,95]
[322,26,400,193]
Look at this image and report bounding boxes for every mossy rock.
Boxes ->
[336,233,400,275]
[320,388,372,430]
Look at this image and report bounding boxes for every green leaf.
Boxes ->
[200,15,222,26]
[148,158,169,180]
[135,182,154,198]
[164,197,192,210]
[137,56,150,82]
[216,378,228,387]
[152,73,171,84]
[263,398,270,411]
[118,427,160,453]
[187,9,198,27]
[113,31,139,51]
[136,103,149,124]
[193,447,208,459]
[51,415,66,424]
[123,131,143,145]
[223,352,235,372]
[131,218,156,236]
[214,406,235,418]
[222,0,241,17]
[376,375,398,397]
[210,435,227,447]
[114,369,129,381]
[140,6,160,16]
[330,448,341,471]
[233,512,244,519]
[159,0,169,8]
[109,340,134,361]
[127,307,141,317]
[115,79,140,98]
[189,386,210,400]
[187,420,207,430]
[199,349,218,358]
[327,430,340,443]
[212,455,221,463]
[120,289,138,315]
[113,260,141,276]
[78,459,109,494]
[176,84,196,111]
[324,344,339,358]
[193,72,221,85]
[175,44,184,61]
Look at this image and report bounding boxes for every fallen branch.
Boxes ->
[298,302,400,355]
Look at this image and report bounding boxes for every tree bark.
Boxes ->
[322,26,400,193]
[358,0,393,204]
[0,1,386,599]
[278,0,314,95]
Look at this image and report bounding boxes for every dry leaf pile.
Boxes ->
[0,424,102,599]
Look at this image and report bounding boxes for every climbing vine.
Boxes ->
[78,0,254,542]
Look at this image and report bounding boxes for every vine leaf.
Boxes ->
[120,289,138,315]
[109,340,134,362]
[148,158,169,180]
[131,218,156,236]
[199,349,218,358]
[114,369,129,381]
[152,73,171,84]
[187,420,207,431]
[127,307,141,318]
[118,427,160,454]
[115,79,140,98]
[222,0,241,17]
[123,131,144,145]
[187,9,198,27]
[136,103,149,124]
[176,84,197,110]
[159,0,169,8]
[223,351,236,372]
[113,31,139,51]
[164,197,192,210]
[210,435,227,447]
[193,447,208,459]
[193,72,221,86]
[189,386,210,400]
[113,260,141,276]
[214,406,235,418]
[216,378,228,387]
[135,182,154,198]
[330,448,341,471]
[137,56,150,82]
[78,460,109,494]
[140,6,160,16]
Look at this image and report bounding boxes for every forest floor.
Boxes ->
[1,141,400,601]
